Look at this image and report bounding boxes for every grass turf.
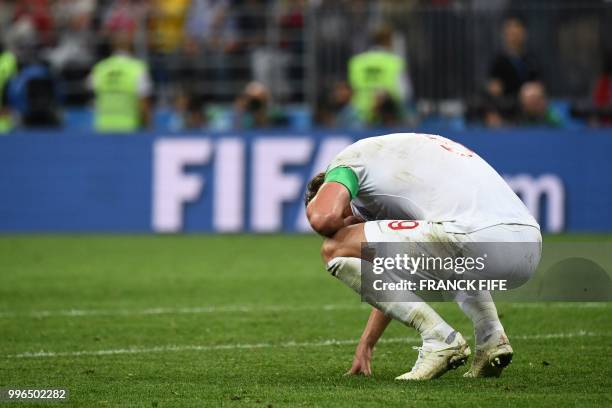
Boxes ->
[0,234,611,407]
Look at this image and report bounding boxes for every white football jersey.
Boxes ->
[328,133,539,233]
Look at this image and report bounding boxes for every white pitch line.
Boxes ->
[0,304,369,319]
[5,331,607,359]
[0,302,608,319]
[502,303,611,309]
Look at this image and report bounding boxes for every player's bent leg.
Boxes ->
[451,224,541,378]
[322,221,470,380]
[325,255,471,381]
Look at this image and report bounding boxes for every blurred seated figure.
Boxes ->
[170,89,207,131]
[517,82,561,127]
[488,16,540,99]
[320,81,361,129]
[466,85,516,128]
[483,109,504,128]
[232,81,287,129]
[371,90,403,128]
[89,30,152,133]
[348,25,411,125]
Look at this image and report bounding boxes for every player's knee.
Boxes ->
[320,238,339,264]
[321,225,365,264]
[321,238,359,264]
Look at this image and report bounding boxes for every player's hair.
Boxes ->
[304,172,326,207]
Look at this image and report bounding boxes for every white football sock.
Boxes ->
[326,256,456,347]
[453,291,504,347]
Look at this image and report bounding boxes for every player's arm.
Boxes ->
[306,182,350,237]
[347,308,392,376]
[306,166,360,237]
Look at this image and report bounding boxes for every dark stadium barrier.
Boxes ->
[0,129,611,233]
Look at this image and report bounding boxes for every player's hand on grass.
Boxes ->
[346,341,373,376]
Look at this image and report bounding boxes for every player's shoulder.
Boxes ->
[354,132,436,147]
[332,133,422,162]
[335,133,444,160]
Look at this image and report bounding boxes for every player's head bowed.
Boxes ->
[304,172,326,207]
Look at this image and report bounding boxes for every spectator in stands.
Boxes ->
[89,30,153,133]
[234,0,268,52]
[234,0,270,101]
[0,2,16,32]
[488,16,540,99]
[316,81,359,128]
[12,0,55,47]
[183,0,238,104]
[48,0,96,106]
[371,89,404,128]
[348,25,411,125]
[170,90,207,131]
[185,0,236,51]
[6,58,61,129]
[149,0,191,55]
[4,20,62,129]
[324,81,361,129]
[517,81,562,127]
[468,87,514,128]
[101,0,147,35]
[483,109,504,128]
[232,81,287,129]
[278,0,306,102]
[592,53,612,126]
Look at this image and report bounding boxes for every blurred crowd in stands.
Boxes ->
[0,0,611,133]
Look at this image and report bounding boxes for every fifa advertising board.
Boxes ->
[0,130,610,233]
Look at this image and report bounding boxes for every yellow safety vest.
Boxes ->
[0,51,17,133]
[349,50,404,122]
[91,55,148,132]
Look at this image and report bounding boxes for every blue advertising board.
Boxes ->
[1,129,611,233]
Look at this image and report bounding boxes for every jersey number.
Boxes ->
[388,221,420,230]
[427,135,474,157]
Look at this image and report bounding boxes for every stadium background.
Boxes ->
[0,0,611,233]
[1,1,612,407]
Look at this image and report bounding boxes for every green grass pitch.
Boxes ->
[0,235,611,407]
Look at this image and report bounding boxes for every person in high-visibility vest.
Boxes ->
[348,26,412,124]
[0,46,17,133]
[90,31,153,133]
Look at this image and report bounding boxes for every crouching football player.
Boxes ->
[305,133,542,380]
